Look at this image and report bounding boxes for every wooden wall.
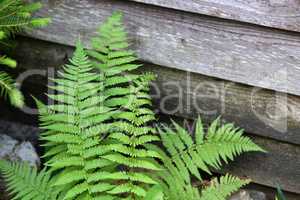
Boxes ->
[4,0,300,196]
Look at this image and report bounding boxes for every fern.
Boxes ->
[0,0,50,107]
[87,12,161,199]
[146,117,264,200]
[0,13,265,200]
[0,160,59,200]
[38,41,118,199]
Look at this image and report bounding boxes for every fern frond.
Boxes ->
[0,71,23,107]
[0,0,49,106]
[0,55,16,67]
[37,41,116,199]
[146,116,264,200]
[0,0,50,36]
[0,160,59,200]
[159,117,264,181]
[199,174,250,200]
[87,12,160,199]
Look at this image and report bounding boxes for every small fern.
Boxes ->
[0,0,50,107]
[145,117,264,200]
[0,160,59,200]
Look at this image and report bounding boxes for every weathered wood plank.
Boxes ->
[128,0,300,32]
[146,65,300,145]
[12,36,300,145]
[26,0,300,96]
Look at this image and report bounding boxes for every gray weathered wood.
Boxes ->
[129,0,300,32]
[146,64,300,145]
[26,0,300,96]
[13,36,300,145]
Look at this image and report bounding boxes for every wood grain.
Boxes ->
[25,0,300,96]
[146,64,300,146]
[129,0,300,32]
[13,36,300,145]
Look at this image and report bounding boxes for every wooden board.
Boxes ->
[13,36,300,145]
[145,65,300,146]
[25,0,300,96]
[128,0,300,32]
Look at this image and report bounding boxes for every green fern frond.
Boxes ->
[0,55,16,67]
[199,174,250,200]
[0,0,49,107]
[0,160,59,200]
[146,116,264,200]
[37,41,117,199]
[0,0,50,36]
[87,12,160,199]
[159,117,264,181]
[0,71,23,107]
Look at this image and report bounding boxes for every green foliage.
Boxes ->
[0,0,50,107]
[199,175,250,200]
[146,117,263,200]
[0,160,59,200]
[0,13,264,200]
[39,41,117,199]
[0,71,23,107]
[87,12,160,199]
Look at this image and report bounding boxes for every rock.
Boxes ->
[0,135,18,158]
[13,142,40,166]
[0,134,40,166]
[229,189,267,200]
[0,134,40,200]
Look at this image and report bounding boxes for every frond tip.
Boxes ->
[0,72,24,107]
[159,117,265,180]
